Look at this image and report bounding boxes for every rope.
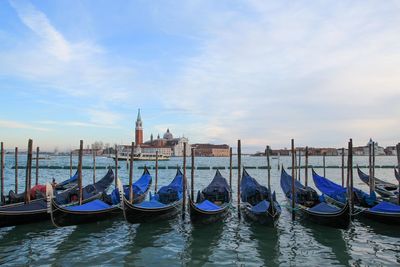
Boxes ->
[351,207,366,216]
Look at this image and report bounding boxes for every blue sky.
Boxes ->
[0,0,399,151]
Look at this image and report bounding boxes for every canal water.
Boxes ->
[0,155,399,266]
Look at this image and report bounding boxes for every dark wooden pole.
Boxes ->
[70,151,72,177]
[298,149,301,181]
[155,151,159,193]
[129,142,134,203]
[93,150,96,184]
[182,142,187,219]
[291,139,295,220]
[25,139,33,204]
[368,142,373,196]
[229,147,232,190]
[341,148,345,187]
[15,147,18,193]
[323,152,326,178]
[349,139,354,217]
[0,142,4,203]
[293,149,297,181]
[396,143,400,205]
[115,145,118,188]
[237,139,241,219]
[372,141,375,195]
[305,146,309,187]
[191,148,194,200]
[266,146,271,191]
[35,146,39,185]
[78,140,83,205]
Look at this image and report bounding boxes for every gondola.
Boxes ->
[122,168,183,223]
[189,170,231,224]
[50,168,152,227]
[240,169,281,226]
[0,169,114,228]
[4,170,79,205]
[312,169,400,225]
[357,167,398,198]
[280,168,350,229]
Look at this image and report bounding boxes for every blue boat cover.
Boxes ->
[56,170,78,188]
[157,169,183,204]
[308,202,340,213]
[134,169,183,208]
[110,169,152,204]
[135,199,167,208]
[251,199,270,213]
[241,169,269,202]
[65,199,111,211]
[370,201,400,213]
[312,170,376,206]
[196,200,223,211]
[280,169,320,204]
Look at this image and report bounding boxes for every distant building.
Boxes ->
[384,146,397,156]
[192,144,230,157]
[128,110,191,156]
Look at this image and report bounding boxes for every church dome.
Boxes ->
[163,128,173,140]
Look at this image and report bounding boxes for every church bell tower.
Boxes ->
[135,109,143,146]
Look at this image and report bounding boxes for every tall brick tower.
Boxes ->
[135,109,143,146]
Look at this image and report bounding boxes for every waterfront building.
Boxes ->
[191,144,230,157]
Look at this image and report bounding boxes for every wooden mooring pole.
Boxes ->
[191,148,195,201]
[341,148,345,187]
[305,146,309,187]
[129,142,134,203]
[237,139,241,219]
[396,143,400,205]
[70,151,72,177]
[93,150,96,184]
[35,147,39,185]
[182,142,187,220]
[266,146,271,192]
[349,139,354,219]
[155,150,158,194]
[291,139,295,220]
[298,149,301,182]
[25,139,33,204]
[15,147,18,193]
[323,152,326,178]
[78,140,83,205]
[115,145,118,188]
[0,142,4,204]
[372,142,375,196]
[229,147,232,190]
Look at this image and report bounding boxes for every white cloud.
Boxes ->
[0,119,51,132]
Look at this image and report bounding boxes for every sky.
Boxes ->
[0,0,399,152]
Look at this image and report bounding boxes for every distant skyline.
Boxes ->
[1,1,399,152]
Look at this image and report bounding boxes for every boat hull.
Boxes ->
[189,199,230,224]
[240,202,280,226]
[123,198,182,223]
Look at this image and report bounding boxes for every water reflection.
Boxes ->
[248,223,280,267]
[186,221,224,265]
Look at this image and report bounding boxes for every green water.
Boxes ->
[0,155,399,266]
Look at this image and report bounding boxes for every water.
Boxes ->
[0,155,399,266]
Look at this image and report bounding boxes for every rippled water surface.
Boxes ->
[0,155,399,266]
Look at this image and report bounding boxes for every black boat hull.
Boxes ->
[51,200,121,227]
[285,197,350,229]
[0,199,49,227]
[123,198,182,223]
[240,203,280,226]
[189,199,230,224]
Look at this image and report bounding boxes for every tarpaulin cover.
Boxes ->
[308,202,340,213]
[280,169,319,204]
[251,199,270,213]
[196,200,222,211]
[158,169,183,201]
[203,170,230,194]
[111,168,152,204]
[56,170,78,189]
[65,199,111,211]
[312,170,376,207]
[241,169,269,203]
[135,199,167,208]
[370,201,400,213]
